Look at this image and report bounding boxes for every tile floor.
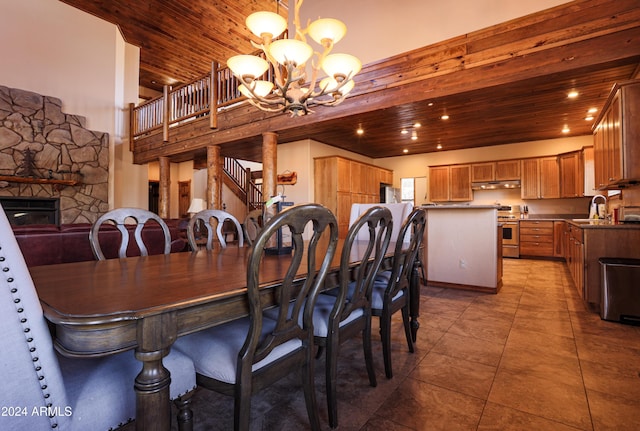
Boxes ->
[170,259,640,430]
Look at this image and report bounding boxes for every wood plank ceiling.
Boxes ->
[60,0,640,161]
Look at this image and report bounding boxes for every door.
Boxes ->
[178,180,191,218]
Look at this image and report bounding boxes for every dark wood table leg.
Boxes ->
[134,314,176,431]
[409,262,420,342]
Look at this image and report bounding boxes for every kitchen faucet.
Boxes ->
[590,194,607,219]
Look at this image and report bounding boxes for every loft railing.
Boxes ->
[130,31,286,146]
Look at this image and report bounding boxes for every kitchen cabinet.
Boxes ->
[565,223,640,308]
[429,164,472,202]
[553,221,565,257]
[519,220,554,257]
[471,163,494,182]
[495,160,521,180]
[471,160,520,182]
[521,157,560,199]
[592,80,640,190]
[314,156,393,237]
[559,151,583,198]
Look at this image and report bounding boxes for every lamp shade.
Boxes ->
[246,11,287,39]
[269,39,313,66]
[239,80,274,98]
[227,55,270,79]
[322,53,362,80]
[320,77,355,95]
[187,198,206,214]
[308,18,347,45]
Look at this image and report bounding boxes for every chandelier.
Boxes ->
[226,0,362,116]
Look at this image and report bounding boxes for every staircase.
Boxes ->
[223,157,263,210]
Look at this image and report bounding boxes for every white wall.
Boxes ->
[296,0,571,67]
[0,0,143,209]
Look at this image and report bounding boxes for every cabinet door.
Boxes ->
[521,159,539,199]
[593,121,607,189]
[429,166,450,202]
[336,191,352,238]
[336,157,351,192]
[350,161,365,194]
[449,164,472,201]
[539,156,560,199]
[471,163,494,182]
[553,221,565,257]
[608,92,622,184]
[495,160,521,180]
[559,152,582,198]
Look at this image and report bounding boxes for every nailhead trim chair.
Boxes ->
[0,205,196,431]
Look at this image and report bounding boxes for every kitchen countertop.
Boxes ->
[519,214,640,229]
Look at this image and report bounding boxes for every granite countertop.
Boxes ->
[521,214,640,229]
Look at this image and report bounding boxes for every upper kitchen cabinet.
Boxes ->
[429,164,472,202]
[521,157,560,199]
[593,80,640,190]
[559,147,596,198]
[495,160,521,180]
[471,160,520,182]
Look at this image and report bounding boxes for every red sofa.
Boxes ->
[12,220,187,267]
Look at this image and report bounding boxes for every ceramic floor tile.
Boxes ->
[580,358,640,401]
[431,332,505,367]
[488,368,592,430]
[446,314,513,344]
[411,351,497,399]
[587,389,640,431]
[374,377,485,431]
[477,402,586,431]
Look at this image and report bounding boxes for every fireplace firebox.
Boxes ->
[0,197,60,226]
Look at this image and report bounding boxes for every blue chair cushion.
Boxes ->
[59,348,196,431]
[371,271,404,310]
[311,293,364,337]
[173,316,302,384]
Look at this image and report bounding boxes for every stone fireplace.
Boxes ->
[0,85,109,224]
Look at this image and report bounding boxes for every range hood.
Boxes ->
[471,180,521,190]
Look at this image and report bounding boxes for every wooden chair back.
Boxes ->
[187,209,244,251]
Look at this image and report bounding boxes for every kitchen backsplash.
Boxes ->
[470,188,592,216]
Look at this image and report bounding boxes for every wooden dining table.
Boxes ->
[30,240,421,431]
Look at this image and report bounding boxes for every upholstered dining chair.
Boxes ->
[0,206,196,431]
[173,203,338,431]
[371,207,426,379]
[310,206,393,428]
[242,208,264,246]
[89,207,172,260]
[187,209,244,251]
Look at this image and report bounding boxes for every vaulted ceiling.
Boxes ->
[60,0,640,161]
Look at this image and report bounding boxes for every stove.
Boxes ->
[497,205,520,258]
[497,205,521,220]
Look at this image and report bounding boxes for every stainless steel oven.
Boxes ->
[497,206,520,258]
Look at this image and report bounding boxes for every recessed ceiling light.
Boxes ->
[403,149,409,153]
[401,129,408,135]
[567,91,579,99]
[411,130,418,141]
[562,125,570,133]
[436,144,443,150]
[585,115,594,121]
[413,122,421,128]
[588,107,598,113]
[356,125,364,135]
[441,114,449,120]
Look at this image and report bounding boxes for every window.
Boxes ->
[400,178,415,206]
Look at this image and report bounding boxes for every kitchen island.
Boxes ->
[421,205,502,293]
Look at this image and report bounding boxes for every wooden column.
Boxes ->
[207,145,222,209]
[262,132,278,203]
[158,156,170,218]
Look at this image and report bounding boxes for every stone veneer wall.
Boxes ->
[0,85,109,224]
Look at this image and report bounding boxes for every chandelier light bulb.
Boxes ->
[269,39,313,66]
[322,53,362,80]
[308,18,347,45]
[227,55,269,80]
[239,80,275,98]
[245,11,287,40]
